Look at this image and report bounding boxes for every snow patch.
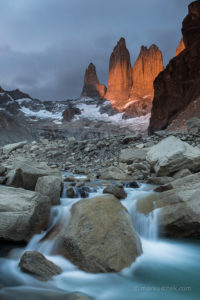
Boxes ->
[16,98,32,105]
[75,103,150,131]
[20,107,62,121]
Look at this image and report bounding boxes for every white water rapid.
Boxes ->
[0,180,199,300]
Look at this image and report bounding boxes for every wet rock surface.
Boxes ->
[19,251,62,281]
[60,194,142,273]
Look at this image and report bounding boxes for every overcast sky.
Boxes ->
[0,0,191,100]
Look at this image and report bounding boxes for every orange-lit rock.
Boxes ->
[81,63,107,98]
[130,45,164,100]
[105,38,132,109]
[175,39,185,56]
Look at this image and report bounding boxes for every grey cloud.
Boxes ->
[0,0,192,100]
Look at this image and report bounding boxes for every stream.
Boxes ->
[0,179,199,300]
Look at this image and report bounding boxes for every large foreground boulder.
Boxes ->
[6,160,61,190]
[60,194,142,273]
[19,251,62,281]
[0,185,50,242]
[35,175,62,205]
[146,136,200,176]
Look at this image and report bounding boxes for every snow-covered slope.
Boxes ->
[0,91,150,136]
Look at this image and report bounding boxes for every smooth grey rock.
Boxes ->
[60,194,142,273]
[19,251,62,281]
[35,175,62,205]
[146,136,200,176]
[103,185,127,199]
[6,160,61,190]
[120,148,148,164]
[0,185,50,242]
[2,141,27,155]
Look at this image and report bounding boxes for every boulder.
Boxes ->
[103,185,127,199]
[2,140,27,155]
[66,186,76,198]
[120,148,148,164]
[19,251,62,281]
[136,185,200,237]
[155,173,200,192]
[35,175,62,205]
[60,194,142,273]
[6,160,61,190]
[0,185,50,242]
[147,176,174,185]
[173,168,192,179]
[146,136,200,176]
[100,166,132,181]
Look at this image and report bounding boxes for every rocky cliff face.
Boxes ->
[175,39,185,56]
[81,63,107,98]
[105,38,132,109]
[149,0,200,133]
[130,44,164,99]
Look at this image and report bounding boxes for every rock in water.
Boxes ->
[0,186,50,242]
[146,136,200,176]
[136,184,200,238]
[105,38,132,109]
[103,185,127,199]
[81,63,107,98]
[149,1,200,133]
[19,251,62,281]
[130,45,164,99]
[35,175,62,205]
[60,194,142,273]
[175,38,185,56]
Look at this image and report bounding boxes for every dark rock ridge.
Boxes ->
[130,45,164,99]
[175,38,185,56]
[105,38,132,109]
[81,63,107,98]
[149,0,200,133]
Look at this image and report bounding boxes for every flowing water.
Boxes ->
[0,181,199,300]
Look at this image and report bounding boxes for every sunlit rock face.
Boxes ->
[149,0,200,134]
[81,63,107,98]
[130,45,164,99]
[175,39,185,56]
[105,38,132,109]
